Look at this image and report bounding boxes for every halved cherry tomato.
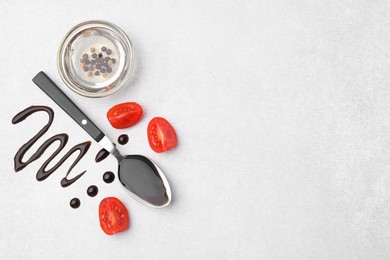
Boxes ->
[99,197,129,235]
[147,117,177,153]
[107,102,143,129]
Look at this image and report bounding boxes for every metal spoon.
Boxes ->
[32,71,171,208]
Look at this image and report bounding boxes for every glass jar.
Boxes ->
[58,20,135,98]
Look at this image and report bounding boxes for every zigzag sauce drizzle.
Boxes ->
[12,106,91,187]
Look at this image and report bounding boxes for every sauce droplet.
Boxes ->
[95,148,110,163]
[87,185,98,197]
[117,134,129,145]
[70,198,80,209]
[103,171,115,183]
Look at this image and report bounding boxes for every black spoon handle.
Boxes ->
[32,71,105,142]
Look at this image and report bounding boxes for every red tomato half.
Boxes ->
[107,102,143,129]
[99,197,129,235]
[147,117,177,153]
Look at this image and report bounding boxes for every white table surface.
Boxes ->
[1,1,390,259]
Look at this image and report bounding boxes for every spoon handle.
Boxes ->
[33,71,105,142]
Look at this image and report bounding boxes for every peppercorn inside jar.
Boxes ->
[80,46,117,85]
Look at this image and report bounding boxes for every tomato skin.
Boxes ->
[99,197,129,235]
[147,117,177,153]
[107,102,143,129]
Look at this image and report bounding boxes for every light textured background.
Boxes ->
[1,0,390,259]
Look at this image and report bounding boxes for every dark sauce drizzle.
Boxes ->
[12,106,91,187]
[118,134,129,145]
[87,185,98,197]
[95,148,110,163]
[103,171,115,183]
[70,198,80,209]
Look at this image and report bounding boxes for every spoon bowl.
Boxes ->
[119,155,171,207]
